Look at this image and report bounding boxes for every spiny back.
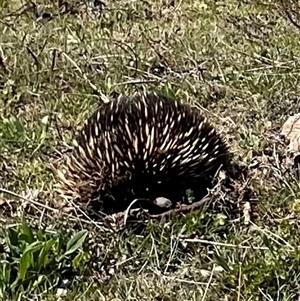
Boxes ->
[56,91,229,210]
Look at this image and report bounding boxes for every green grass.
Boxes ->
[1,0,300,300]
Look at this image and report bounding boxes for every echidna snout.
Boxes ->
[55,91,229,214]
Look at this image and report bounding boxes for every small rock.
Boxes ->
[153,197,172,208]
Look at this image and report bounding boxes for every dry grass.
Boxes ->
[1,0,300,300]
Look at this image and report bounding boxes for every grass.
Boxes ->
[1,0,300,300]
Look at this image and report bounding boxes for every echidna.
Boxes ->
[55,91,229,214]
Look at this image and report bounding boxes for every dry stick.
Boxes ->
[181,238,269,251]
[201,264,216,301]
[0,188,107,231]
[26,46,40,69]
[0,188,58,213]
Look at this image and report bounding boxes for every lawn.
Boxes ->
[1,0,300,300]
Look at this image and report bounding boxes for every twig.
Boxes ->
[181,238,269,250]
[26,46,40,70]
[0,188,58,213]
[201,264,215,301]
[113,79,159,86]
[123,198,149,226]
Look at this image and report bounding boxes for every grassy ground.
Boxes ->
[1,0,300,300]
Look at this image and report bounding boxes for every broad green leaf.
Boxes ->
[20,223,35,244]
[5,228,18,250]
[37,239,56,269]
[64,230,88,257]
[9,115,24,134]
[18,241,44,280]
[72,251,89,268]
[18,252,31,280]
